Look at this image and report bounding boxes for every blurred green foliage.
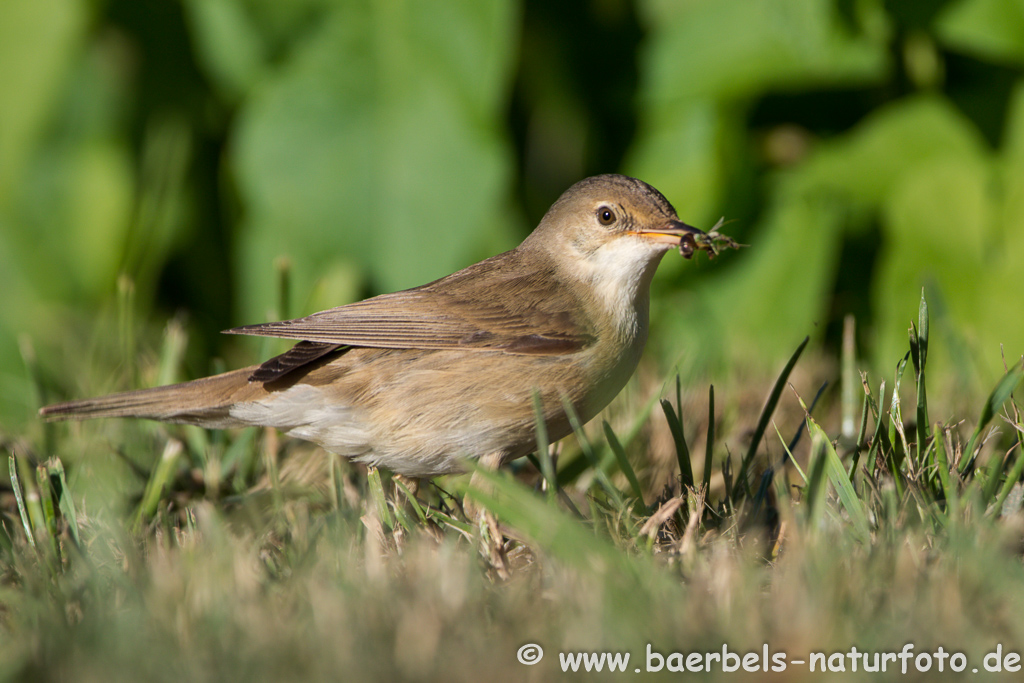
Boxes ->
[2,0,1024,428]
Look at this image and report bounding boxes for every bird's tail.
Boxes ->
[39,367,266,429]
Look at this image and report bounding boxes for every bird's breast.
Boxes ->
[573,298,650,423]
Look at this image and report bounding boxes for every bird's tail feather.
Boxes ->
[39,367,265,429]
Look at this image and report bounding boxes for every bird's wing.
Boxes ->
[226,251,594,356]
[247,340,345,383]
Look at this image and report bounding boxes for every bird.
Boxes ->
[40,174,714,480]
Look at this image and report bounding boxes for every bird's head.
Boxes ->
[526,174,705,264]
[524,174,705,296]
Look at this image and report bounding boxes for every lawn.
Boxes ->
[3,294,1024,681]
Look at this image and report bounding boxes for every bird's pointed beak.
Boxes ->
[631,219,707,259]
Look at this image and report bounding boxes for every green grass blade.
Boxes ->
[36,464,60,557]
[561,399,624,509]
[856,388,870,450]
[915,292,930,467]
[9,454,35,548]
[605,390,665,474]
[803,435,828,530]
[661,396,693,489]
[735,336,808,499]
[773,421,807,483]
[806,417,872,544]
[532,390,556,504]
[522,453,581,519]
[918,289,929,369]
[156,317,188,387]
[134,439,184,531]
[961,361,1024,474]
[424,505,474,537]
[222,429,257,489]
[117,274,137,387]
[721,454,734,513]
[982,447,1009,505]
[865,380,893,479]
[933,423,958,516]
[993,443,1024,515]
[366,467,393,531]
[890,352,910,471]
[460,466,665,589]
[35,464,61,562]
[390,498,415,534]
[884,358,908,499]
[603,421,645,515]
[841,314,857,439]
[557,388,663,487]
[17,456,47,547]
[849,392,871,477]
[702,384,715,494]
[753,383,827,515]
[47,458,81,549]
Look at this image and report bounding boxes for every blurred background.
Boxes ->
[2,0,1024,431]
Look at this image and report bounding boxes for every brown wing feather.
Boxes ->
[248,341,346,382]
[225,249,595,355]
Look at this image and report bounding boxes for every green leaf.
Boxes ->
[0,0,88,192]
[637,0,887,104]
[182,0,269,100]
[936,0,1024,66]
[796,96,988,209]
[232,0,519,321]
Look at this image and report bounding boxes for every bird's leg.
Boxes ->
[466,452,510,580]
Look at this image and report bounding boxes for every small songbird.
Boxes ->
[41,174,713,478]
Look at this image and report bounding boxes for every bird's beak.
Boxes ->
[631,219,707,259]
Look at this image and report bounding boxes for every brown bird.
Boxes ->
[41,174,712,478]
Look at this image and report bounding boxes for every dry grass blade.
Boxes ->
[693,216,746,257]
[639,496,685,540]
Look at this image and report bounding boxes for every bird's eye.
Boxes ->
[597,206,616,225]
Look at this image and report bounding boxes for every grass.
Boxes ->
[2,291,1024,681]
